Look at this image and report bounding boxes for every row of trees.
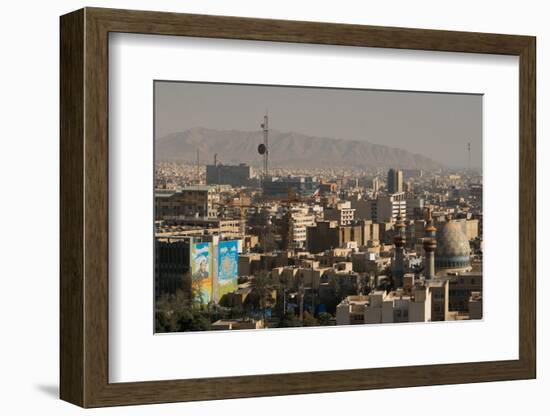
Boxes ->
[155,268,374,332]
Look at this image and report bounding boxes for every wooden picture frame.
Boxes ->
[60,7,536,408]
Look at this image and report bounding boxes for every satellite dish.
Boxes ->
[258,143,266,155]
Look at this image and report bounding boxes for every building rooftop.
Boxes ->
[470,291,482,302]
[155,190,177,198]
[181,185,216,192]
[338,295,370,307]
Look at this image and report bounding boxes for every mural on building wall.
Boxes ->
[191,242,212,305]
[218,240,239,299]
[154,81,484,333]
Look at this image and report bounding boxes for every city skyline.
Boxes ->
[155,81,483,169]
[154,81,483,333]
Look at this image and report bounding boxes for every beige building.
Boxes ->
[408,284,432,322]
[429,279,450,321]
[350,198,370,221]
[336,295,369,325]
[242,234,259,251]
[324,201,356,225]
[271,266,299,286]
[219,283,254,308]
[351,252,391,274]
[468,292,483,319]
[448,272,482,312]
[306,220,379,254]
[463,219,480,240]
[314,248,353,268]
[211,318,264,330]
[366,192,407,223]
[271,264,331,290]
[155,185,220,220]
[238,253,261,276]
[288,207,316,249]
[335,277,455,325]
[157,217,245,239]
[323,267,360,297]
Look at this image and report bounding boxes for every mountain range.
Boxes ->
[155,127,444,170]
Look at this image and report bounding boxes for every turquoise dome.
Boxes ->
[435,218,471,272]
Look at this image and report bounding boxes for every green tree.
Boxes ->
[155,289,212,333]
[302,311,319,327]
[249,271,275,323]
[260,228,278,253]
[318,312,333,326]
[276,271,293,318]
[278,311,302,328]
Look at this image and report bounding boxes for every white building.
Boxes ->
[288,206,316,249]
[324,200,355,225]
[336,276,440,325]
[366,192,407,223]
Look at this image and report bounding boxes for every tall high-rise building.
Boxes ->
[387,168,404,194]
[372,177,380,193]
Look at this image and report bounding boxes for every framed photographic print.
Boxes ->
[60,7,536,408]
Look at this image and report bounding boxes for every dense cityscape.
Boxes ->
[154,114,483,332]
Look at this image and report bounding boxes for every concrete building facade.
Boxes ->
[155,186,219,220]
[387,168,404,194]
[206,163,254,187]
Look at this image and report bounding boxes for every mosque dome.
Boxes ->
[435,216,471,274]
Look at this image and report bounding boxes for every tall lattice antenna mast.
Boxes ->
[262,111,269,179]
[258,111,269,193]
[467,142,471,173]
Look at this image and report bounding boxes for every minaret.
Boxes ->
[423,208,437,280]
[406,219,416,250]
[392,207,406,288]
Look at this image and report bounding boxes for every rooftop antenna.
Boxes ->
[262,110,269,179]
[258,110,269,190]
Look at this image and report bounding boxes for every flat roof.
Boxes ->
[181,185,216,191]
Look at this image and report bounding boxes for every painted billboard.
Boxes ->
[191,242,212,306]
[217,240,239,299]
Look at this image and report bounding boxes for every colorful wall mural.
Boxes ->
[217,240,239,299]
[191,242,212,305]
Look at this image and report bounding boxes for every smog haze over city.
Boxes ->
[154,81,483,333]
[155,81,482,170]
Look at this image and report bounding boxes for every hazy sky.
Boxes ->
[155,81,482,169]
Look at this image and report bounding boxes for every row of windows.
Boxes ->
[438,261,469,269]
[394,309,409,318]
